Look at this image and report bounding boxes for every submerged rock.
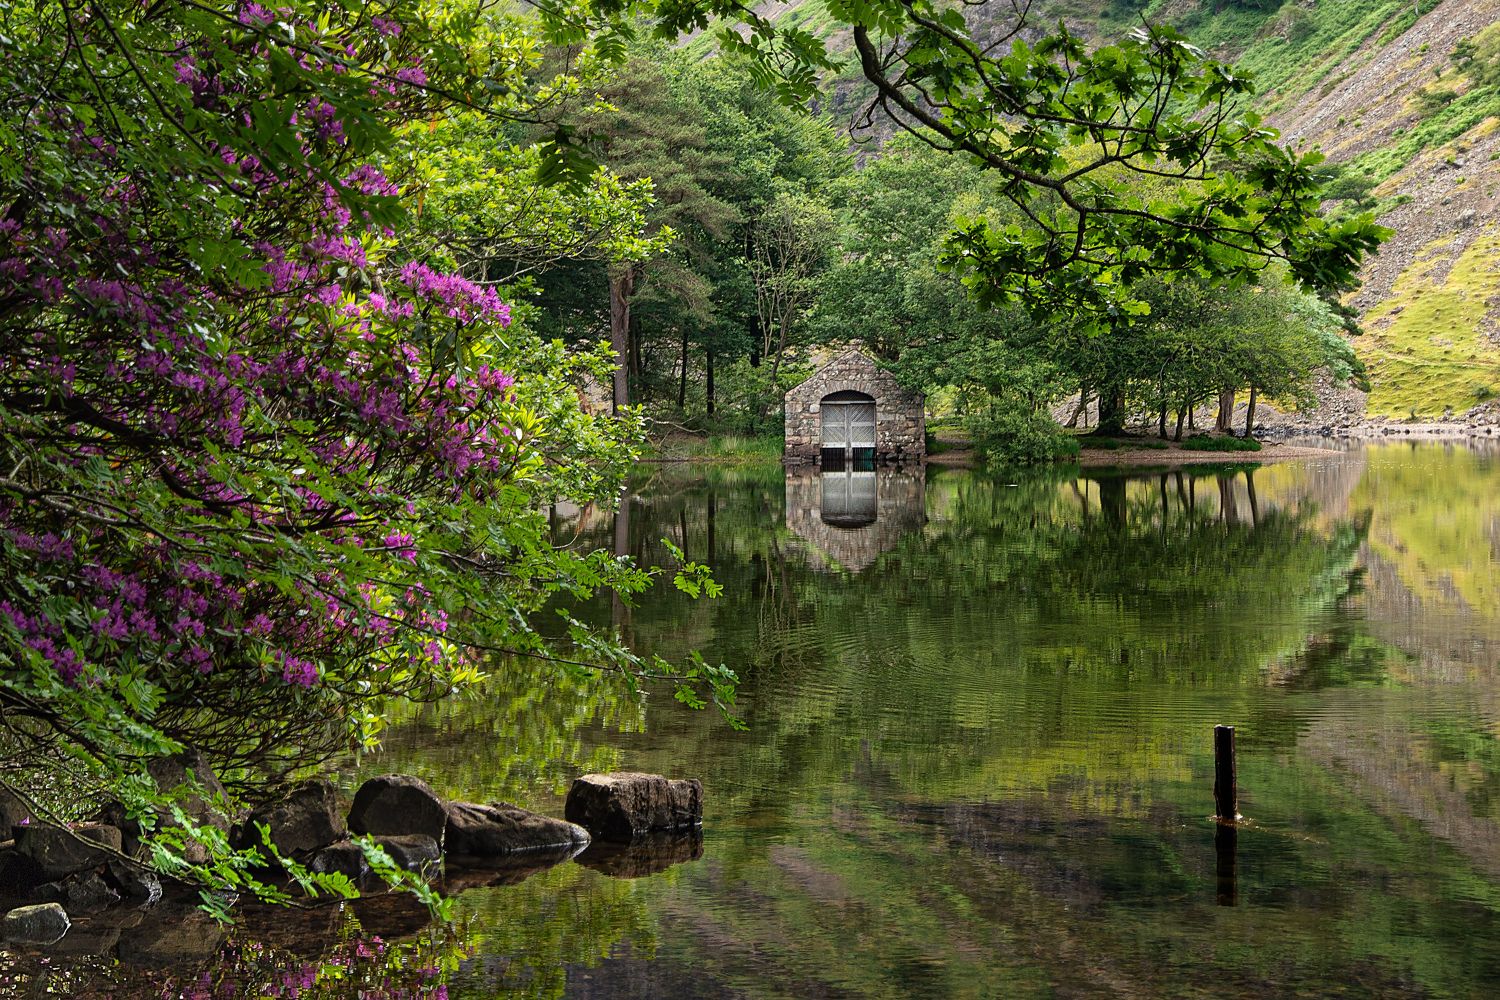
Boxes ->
[444,801,589,857]
[118,906,225,966]
[46,921,123,958]
[233,780,345,859]
[2,902,71,945]
[348,774,447,845]
[564,772,702,842]
[15,822,122,878]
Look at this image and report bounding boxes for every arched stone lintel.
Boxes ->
[818,381,877,400]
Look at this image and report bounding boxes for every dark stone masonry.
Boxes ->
[783,348,925,464]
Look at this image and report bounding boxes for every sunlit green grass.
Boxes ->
[1359,232,1500,417]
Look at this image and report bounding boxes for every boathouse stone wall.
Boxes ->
[783,349,925,464]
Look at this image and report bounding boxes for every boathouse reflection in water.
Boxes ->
[784,463,926,572]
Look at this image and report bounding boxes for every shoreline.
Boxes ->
[928,440,1342,470]
[1072,442,1337,468]
[1262,420,1499,442]
[645,421,1499,470]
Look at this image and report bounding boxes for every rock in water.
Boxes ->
[374,834,442,873]
[2,902,71,945]
[15,823,122,878]
[347,774,447,845]
[118,907,224,966]
[147,750,233,836]
[444,802,590,857]
[106,861,162,904]
[309,840,370,881]
[233,780,345,859]
[97,749,233,865]
[564,772,702,842]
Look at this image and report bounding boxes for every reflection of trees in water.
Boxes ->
[549,464,1379,823]
[351,457,1500,1000]
[537,769,1500,1000]
[372,654,645,806]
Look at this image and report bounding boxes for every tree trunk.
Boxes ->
[1096,386,1127,435]
[1158,403,1168,439]
[1174,406,1186,442]
[1216,388,1235,434]
[609,269,634,414]
[705,348,715,418]
[629,312,643,386]
[1066,387,1089,428]
[1244,386,1259,439]
[677,329,688,410]
[770,317,788,383]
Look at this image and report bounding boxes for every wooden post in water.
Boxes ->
[1213,724,1237,821]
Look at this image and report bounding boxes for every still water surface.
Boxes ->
[365,441,1500,999]
[13,442,1498,998]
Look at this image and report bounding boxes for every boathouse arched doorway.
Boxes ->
[820,390,875,467]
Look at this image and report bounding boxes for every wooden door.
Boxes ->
[822,400,876,450]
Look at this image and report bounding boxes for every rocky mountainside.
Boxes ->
[778,0,1500,421]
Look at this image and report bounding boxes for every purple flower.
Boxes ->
[238,4,273,27]
[394,65,427,87]
[280,654,318,687]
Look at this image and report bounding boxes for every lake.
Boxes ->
[359,440,1500,999]
[13,441,1500,998]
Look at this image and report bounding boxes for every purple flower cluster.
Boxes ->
[279,654,318,688]
[397,262,511,326]
[0,601,84,685]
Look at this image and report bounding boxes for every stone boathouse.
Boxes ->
[783,348,925,464]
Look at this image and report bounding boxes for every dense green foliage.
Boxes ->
[0,0,734,907]
[1181,434,1264,452]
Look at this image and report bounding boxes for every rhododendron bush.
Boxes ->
[0,0,731,892]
